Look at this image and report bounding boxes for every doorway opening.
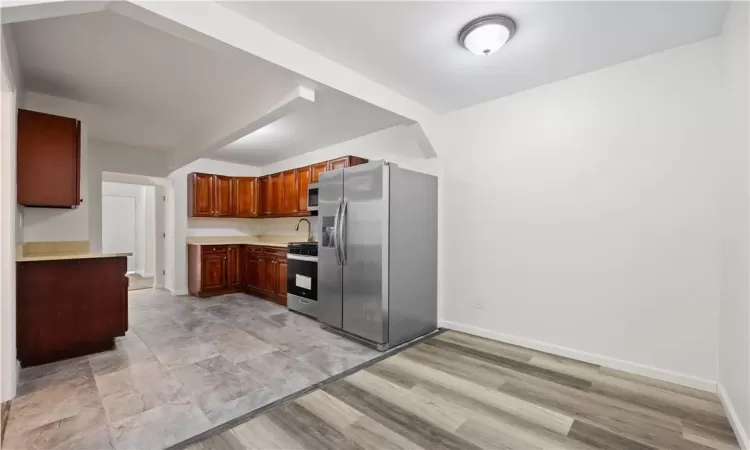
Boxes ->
[101,172,173,291]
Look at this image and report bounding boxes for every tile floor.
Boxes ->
[2,290,381,450]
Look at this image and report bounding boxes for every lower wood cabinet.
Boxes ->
[188,244,287,305]
[17,257,128,367]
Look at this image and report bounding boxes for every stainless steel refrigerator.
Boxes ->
[318,160,437,350]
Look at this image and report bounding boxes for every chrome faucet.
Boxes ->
[295,218,314,243]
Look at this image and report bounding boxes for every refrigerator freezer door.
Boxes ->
[342,162,388,344]
[317,169,344,329]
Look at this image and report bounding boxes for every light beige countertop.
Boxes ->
[186,235,312,248]
[17,252,132,262]
[16,240,132,262]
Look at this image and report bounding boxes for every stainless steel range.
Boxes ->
[286,242,318,318]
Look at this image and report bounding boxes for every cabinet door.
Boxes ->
[327,156,350,171]
[257,257,267,291]
[245,252,260,289]
[201,254,227,291]
[277,259,288,305]
[297,166,311,213]
[227,246,241,288]
[190,173,214,217]
[214,175,234,217]
[258,176,271,216]
[269,173,283,216]
[17,109,81,207]
[281,169,298,214]
[264,258,277,295]
[311,161,328,183]
[234,177,257,217]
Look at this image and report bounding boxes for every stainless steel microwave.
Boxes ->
[307,183,319,214]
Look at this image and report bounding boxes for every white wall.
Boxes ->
[169,158,261,293]
[438,38,723,390]
[88,140,168,252]
[0,26,19,405]
[717,2,750,447]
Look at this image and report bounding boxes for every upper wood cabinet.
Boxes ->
[269,173,283,216]
[234,177,257,217]
[297,166,311,212]
[17,109,81,208]
[327,156,350,172]
[311,161,328,183]
[189,173,214,217]
[214,175,234,217]
[188,156,367,219]
[258,176,271,216]
[281,170,298,215]
[188,173,236,218]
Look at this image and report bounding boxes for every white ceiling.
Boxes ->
[213,86,409,166]
[221,1,729,113]
[12,9,409,164]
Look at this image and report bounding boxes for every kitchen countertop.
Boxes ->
[186,236,312,248]
[17,252,132,262]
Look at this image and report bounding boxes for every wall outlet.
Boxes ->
[476,299,485,310]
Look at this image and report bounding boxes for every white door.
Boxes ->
[102,195,136,272]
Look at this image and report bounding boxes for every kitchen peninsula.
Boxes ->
[16,242,131,367]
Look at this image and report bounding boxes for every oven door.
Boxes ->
[287,254,318,318]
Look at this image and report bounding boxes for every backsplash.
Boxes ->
[187,216,318,241]
[187,218,255,237]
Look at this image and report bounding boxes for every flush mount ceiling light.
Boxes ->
[458,15,516,56]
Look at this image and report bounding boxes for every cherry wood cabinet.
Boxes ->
[187,156,367,219]
[188,173,233,217]
[258,176,271,216]
[214,175,234,217]
[190,173,214,217]
[311,161,328,183]
[244,249,261,292]
[201,253,228,292]
[234,177,258,217]
[297,166,311,212]
[227,245,242,288]
[269,173,283,216]
[17,109,82,208]
[263,256,277,296]
[17,257,128,366]
[189,243,287,304]
[277,259,288,301]
[281,169,298,215]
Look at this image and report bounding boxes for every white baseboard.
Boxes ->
[718,383,750,449]
[439,320,717,392]
[169,289,189,296]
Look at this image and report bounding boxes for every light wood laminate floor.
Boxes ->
[187,331,739,450]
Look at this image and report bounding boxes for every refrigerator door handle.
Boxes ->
[333,200,342,266]
[340,199,348,265]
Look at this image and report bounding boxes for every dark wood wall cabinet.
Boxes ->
[187,156,367,218]
[17,109,82,208]
[188,244,287,305]
[16,257,128,367]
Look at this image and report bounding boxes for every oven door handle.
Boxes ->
[287,254,318,262]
